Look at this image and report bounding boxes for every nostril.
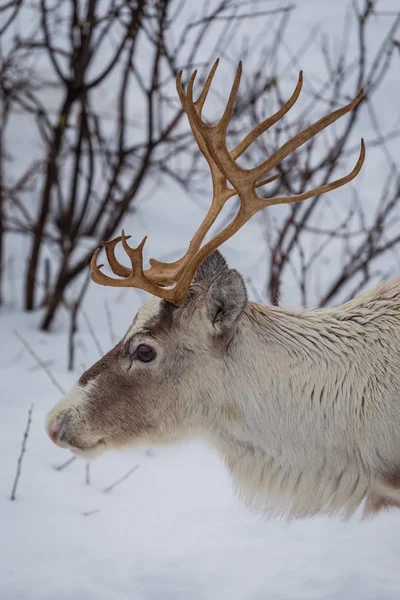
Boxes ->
[47,414,67,447]
[48,421,60,443]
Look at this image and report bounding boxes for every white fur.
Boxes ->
[209,277,400,518]
[125,297,162,340]
[46,383,90,432]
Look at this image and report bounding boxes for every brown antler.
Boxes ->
[91,59,365,304]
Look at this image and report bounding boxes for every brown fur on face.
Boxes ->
[78,341,124,387]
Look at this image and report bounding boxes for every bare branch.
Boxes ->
[13,329,66,395]
[102,465,140,494]
[10,403,34,501]
[54,456,77,471]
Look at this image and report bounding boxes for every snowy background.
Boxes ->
[2,1,400,599]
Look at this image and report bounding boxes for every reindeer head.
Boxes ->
[46,60,364,458]
[46,251,248,457]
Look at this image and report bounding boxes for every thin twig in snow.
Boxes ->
[13,330,66,395]
[85,462,91,485]
[54,456,77,471]
[104,300,116,345]
[102,465,140,494]
[65,273,91,371]
[10,403,34,501]
[82,309,104,357]
[82,508,100,517]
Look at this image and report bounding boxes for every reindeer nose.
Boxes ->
[47,414,69,448]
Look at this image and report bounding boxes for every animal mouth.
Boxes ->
[86,437,106,450]
[70,437,107,458]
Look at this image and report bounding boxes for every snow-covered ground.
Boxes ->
[2,1,400,598]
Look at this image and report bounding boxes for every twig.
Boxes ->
[10,403,34,501]
[54,456,77,471]
[85,462,91,485]
[67,300,79,372]
[102,465,140,494]
[81,309,104,357]
[246,276,264,304]
[82,508,100,517]
[104,300,116,346]
[13,330,66,395]
[64,273,92,371]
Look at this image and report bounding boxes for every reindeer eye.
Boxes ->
[136,344,156,363]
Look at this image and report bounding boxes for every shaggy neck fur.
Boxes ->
[209,277,400,519]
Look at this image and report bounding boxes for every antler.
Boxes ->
[91,59,365,304]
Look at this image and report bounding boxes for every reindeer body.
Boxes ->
[47,255,400,519]
[211,278,400,518]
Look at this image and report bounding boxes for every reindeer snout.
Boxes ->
[46,384,107,458]
[46,413,70,448]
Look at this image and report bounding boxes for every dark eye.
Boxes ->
[136,344,156,363]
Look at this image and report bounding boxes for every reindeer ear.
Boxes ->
[205,268,247,331]
[194,250,228,284]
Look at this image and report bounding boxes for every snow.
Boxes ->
[3,1,400,598]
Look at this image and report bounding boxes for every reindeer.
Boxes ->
[46,60,400,519]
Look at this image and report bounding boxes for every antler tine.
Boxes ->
[176,67,220,182]
[231,71,303,161]
[185,61,243,140]
[218,61,242,137]
[263,139,365,207]
[91,247,129,288]
[195,59,220,113]
[256,173,282,189]
[121,231,148,272]
[252,89,364,183]
[185,69,199,110]
[91,247,104,278]
[102,235,132,277]
[91,232,169,298]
